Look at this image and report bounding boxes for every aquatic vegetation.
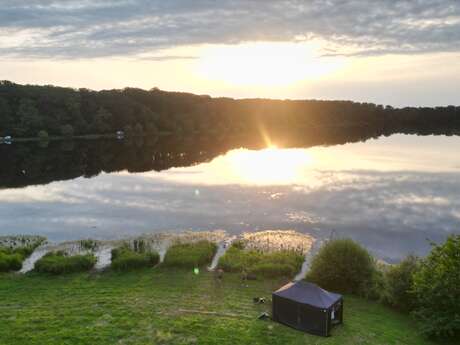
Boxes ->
[0,235,47,272]
[240,230,313,254]
[163,240,217,268]
[111,246,160,271]
[79,239,99,251]
[217,230,312,278]
[0,251,23,272]
[107,230,226,263]
[218,245,304,279]
[0,235,46,251]
[34,251,96,274]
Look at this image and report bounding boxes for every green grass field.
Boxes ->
[0,269,448,345]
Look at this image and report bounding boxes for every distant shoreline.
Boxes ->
[0,131,174,143]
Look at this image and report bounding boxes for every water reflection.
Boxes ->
[1,133,460,262]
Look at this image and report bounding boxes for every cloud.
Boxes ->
[0,0,460,59]
[1,169,460,262]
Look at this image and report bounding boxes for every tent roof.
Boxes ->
[273,281,342,309]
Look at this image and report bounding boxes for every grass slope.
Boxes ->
[0,269,448,345]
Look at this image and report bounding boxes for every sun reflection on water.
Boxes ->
[138,134,460,186]
[224,147,313,185]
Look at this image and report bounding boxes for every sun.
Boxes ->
[195,41,344,87]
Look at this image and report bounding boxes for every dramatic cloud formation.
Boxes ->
[1,0,460,58]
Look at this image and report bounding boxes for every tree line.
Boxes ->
[1,80,459,138]
[0,125,381,189]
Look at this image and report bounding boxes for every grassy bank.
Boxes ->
[0,269,448,345]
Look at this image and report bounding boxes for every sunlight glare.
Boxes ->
[225,148,313,185]
[196,42,344,86]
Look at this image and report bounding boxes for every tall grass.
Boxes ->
[34,251,96,274]
[0,251,23,272]
[163,240,217,268]
[0,246,38,272]
[218,244,304,279]
[111,247,160,271]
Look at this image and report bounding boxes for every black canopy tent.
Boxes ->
[272,281,343,337]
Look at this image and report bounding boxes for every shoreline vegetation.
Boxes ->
[1,129,176,143]
[1,231,458,341]
[1,81,460,143]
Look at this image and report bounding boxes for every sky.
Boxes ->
[1,0,460,107]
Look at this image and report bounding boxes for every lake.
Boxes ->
[1,132,460,263]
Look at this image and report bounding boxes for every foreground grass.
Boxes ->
[0,269,448,345]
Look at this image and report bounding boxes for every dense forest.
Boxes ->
[1,81,459,138]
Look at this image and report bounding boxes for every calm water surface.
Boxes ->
[1,133,460,262]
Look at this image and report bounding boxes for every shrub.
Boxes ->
[218,245,304,279]
[218,246,262,273]
[163,241,217,268]
[307,239,376,296]
[111,247,159,271]
[34,251,96,274]
[0,246,36,272]
[382,255,419,311]
[0,251,23,272]
[412,235,460,338]
[248,263,295,278]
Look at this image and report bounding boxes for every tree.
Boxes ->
[60,124,74,138]
[145,122,159,135]
[37,130,49,141]
[65,95,87,133]
[17,98,42,136]
[412,235,460,338]
[307,239,376,296]
[382,255,419,311]
[123,124,133,137]
[93,107,113,133]
[134,123,144,136]
[0,97,12,135]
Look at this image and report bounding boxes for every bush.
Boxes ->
[307,239,376,296]
[412,235,460,338]
[111,247,159,271]
[163,241,217,268]
[382,255,419,311]
[218,245,304,279]
[34,251,96,274]
[218,246,262,273]
[0,251,23,272]
[248,263,295,278]
[0,246,36,272]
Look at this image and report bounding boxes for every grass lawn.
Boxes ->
[0,269,448,345]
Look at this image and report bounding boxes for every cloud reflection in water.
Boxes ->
[1,134,460,263]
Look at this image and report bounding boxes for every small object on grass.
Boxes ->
[258,312,270,320]
[193,267,199,275]
[253,297,266,304]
